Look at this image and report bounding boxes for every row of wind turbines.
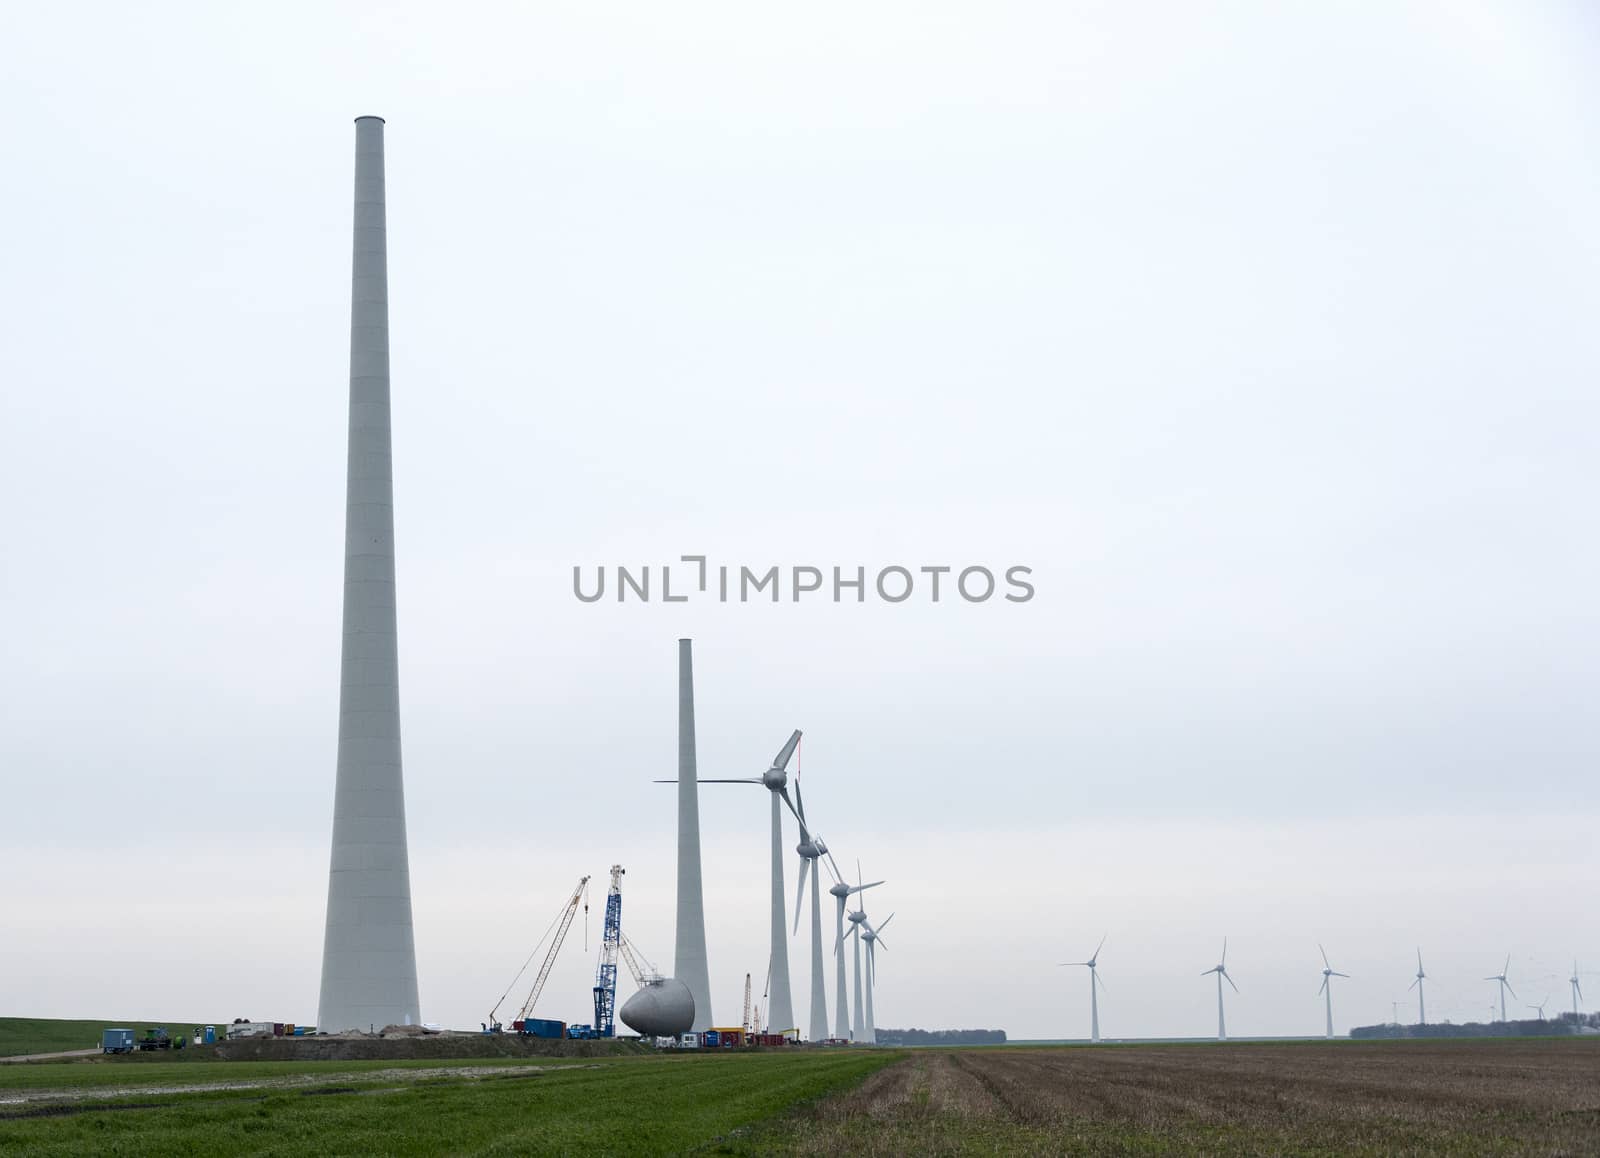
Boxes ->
[664,729,896,1041]
[1060,940,1589,1041]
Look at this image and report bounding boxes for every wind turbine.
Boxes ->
[828,863,880,1039]
[1409,948,1426,1025]
[1527,997,1549,1022]
[1317,944,1349,1039]
[1201,938,1238,1041]
[1571,961,1584,1019]
[841,860,882,1041]
[1058,936,1106,1043]
[789,774,832,1041]
[861,912,894,1044]
[657,729,803,1035]
[1485,954,1516,1022]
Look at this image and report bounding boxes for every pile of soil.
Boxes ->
[213,1034,647,1063]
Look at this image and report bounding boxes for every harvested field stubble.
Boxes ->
[733,1040,1600,1156]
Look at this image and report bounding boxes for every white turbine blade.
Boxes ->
[876,913,895,935]
[1505,979,1518,1001]
[1221,937,1228,968]
[792,858,808,935]
[1333,971,1349,979]
[1504,953,1511,977]
[1318,976,1327,996]
[1408,978,1419,991]
[693,778,763,784]
[1225,972,1239,994]
[850,880,885,894]
[1417,948,1424,973]
[824,849,844,882]
[773,729,802,771]
[1202,967,1218,976]
[777,786,803,826]
[1320,943,1331,971]
[1094,970,1107,994]
[793,777,809,828]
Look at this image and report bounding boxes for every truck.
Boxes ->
[102,1028,135,1054]
[137,1027,173,1051]
[566,1024,596,1040]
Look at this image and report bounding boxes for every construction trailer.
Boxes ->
[102,1028,134,1054]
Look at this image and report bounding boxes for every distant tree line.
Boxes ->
[1351,1012,1597,1040]
[875,1028,1008,1046]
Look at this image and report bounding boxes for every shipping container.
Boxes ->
[520,1017,566,1039]
[102,1028,134,1054]
[702,1031,720,1047]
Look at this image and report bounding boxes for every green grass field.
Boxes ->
[0,1018,225,1058]
[0,1050,898,1155]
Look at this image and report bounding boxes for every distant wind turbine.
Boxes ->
[1484,954,1517,1022]
[1317,944,1349,1040]
[1409,948,1427,1025]
[1201,938,1238,1041]
[1572,962,1584,1019]
[1527,997,1549,1022]
[1059,936,1107,1043]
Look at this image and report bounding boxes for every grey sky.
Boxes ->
[2,2,1597,1039]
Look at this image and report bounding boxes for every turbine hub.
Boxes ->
[795,840,821,859]
[762,767,787,791]
[829,883,850,898]
[848,911,866,924]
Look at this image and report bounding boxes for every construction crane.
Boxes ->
[487,875,590,1031]
[743,973,753,1037]
[619,932,663,986]
[593,865,624,1038]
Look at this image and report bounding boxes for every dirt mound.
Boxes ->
[214,1034,647,1063]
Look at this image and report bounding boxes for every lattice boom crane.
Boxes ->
[593,865,625,1038]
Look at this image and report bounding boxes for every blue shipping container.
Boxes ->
[522,1018,566,1038]
[703,1031,720,1047]
[102,1028,134,1054]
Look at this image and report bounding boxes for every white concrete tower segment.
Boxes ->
[317,116,421,1035]
[674,639,714,1031]
[851,926,865,1040]
[765,792,795,1034]
[807,860,827,1042]
[832,889,850,1039]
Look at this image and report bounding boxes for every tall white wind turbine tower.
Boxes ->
[671,640,714,1031]
[843,860,883,1041]
[861,911,894,1045]
[1058,936,1106,1043]
[1317,944,1349,1040]
[318,116,421,1035]
[1485,954,1516,1022]
[829,866,880,1039]
[1410,948,1427,1025]
[663,729,803,1035]
[790,775,832,1041]
[1572,962,1584,1018]
[1201,938,1238,1041]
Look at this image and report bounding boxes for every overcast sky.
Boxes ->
[2,1,1597,1040]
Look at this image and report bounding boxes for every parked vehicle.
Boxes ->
[102,1028,135,1054]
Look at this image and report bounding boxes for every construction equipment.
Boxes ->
[619,932,663,986]
[593,865,624,1038]
[488,875,591,1031]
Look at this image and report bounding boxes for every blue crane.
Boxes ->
[593,865,624,1037]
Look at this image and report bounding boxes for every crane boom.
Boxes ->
[618,932,661,987]
[513,875,590,1024]
[593,865,624,1038]
[743,973,753,1036]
